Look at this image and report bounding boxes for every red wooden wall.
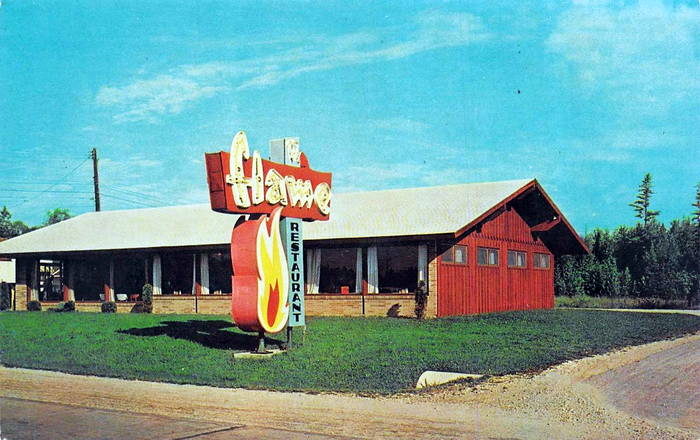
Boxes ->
[437,208,554,316]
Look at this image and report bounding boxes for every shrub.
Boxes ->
[414,281,428,319]
[101,301,117,313]
[141,283,153,313]
[27,300,42,311]
[142,284,153,303]
[48,301,76,312]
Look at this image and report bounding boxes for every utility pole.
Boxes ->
[91,148,101,211]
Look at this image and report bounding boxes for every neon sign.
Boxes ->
[205,131,332,335]
[205,131,331,221]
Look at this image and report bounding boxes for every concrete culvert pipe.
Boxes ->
[416,371,484,389]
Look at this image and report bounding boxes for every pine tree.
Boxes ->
[619,267,633,297]
[691,183,700,306]
[630,173,660,225]
[693,183,700,242]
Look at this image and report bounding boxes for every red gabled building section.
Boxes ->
[438,179,588,317]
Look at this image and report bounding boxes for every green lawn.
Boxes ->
[1,310,699,393]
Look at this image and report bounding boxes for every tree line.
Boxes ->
[555,174,700,307]
[0,207,72,239]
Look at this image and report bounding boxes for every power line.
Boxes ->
[100,192,154,208]
[101,185,171,205]
[0,189,93,194]
[1,180,91,186]
[11,157,91,210]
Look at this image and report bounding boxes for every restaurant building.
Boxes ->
[0,179,587,317]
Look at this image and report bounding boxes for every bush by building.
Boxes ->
[101,301,117,313]
[27,300,41,311]
[48,301,76,312]
[141,283,153,313]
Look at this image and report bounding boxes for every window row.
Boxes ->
[307,245,427,294]
[441,245,550,269]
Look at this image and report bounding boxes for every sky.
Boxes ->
[0,0,698,233]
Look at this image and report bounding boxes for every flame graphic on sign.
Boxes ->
[255,207,289,333]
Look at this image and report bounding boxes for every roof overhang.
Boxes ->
[455,179,589,256]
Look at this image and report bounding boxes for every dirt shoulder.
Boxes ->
[2,333,698,440]
[403,333,700,439]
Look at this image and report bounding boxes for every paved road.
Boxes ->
[0,368,568,440]
[587,337,700,432]
[0,397,355,440]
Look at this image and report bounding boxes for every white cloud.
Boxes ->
[96,75,228,123]
[237,11,491,90]
[547,1,700,114]
[334,161,493,192]
[96,10,490,123]
[130,156,162,167]
[372,117,429,133]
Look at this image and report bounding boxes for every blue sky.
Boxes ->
[1,0,698,232]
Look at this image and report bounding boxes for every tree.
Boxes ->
[44,208,72,226]
[0,206,30,238]
[630,173,660,225]
[555,255,586,296]
[693,182,700,253]
[690,183,700,306]
[619,267,634,298]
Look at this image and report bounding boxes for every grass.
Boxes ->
[1,310,699,393]
[556,295,691,310]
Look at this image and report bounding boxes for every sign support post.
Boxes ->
[270,138,306,349]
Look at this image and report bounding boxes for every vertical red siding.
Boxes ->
[437,209,554,316]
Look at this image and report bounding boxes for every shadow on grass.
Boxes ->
[118,320,284,351]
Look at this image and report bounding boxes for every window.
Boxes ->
[507,250,527,268]
[318,248,358,293]
[114,256,148,298]
[477,247,499,266]
[39,261,63,301]
[161,253,195,295]
[441,245,467,264]
[534,253,550,269]
[377,245,419,293]
[209,252,232,294]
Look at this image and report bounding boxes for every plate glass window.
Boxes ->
[534,253,550,269]
[508,250,527,268]
[477,247,499,266]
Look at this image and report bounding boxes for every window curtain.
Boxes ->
[152,254,162,295]
[200,253,209,295]
[66,262,75,302]
[354,248,363,293]
[191,254,197,296]
[305,248,321,294]
[417,244,427,288]
[30,260,39,301]
[367,246,378,294]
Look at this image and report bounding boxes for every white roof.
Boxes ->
[0,179,532,255]
[305,179,532,240]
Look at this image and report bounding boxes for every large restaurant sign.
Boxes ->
[205,132,332,220]
[205,131,331,336]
